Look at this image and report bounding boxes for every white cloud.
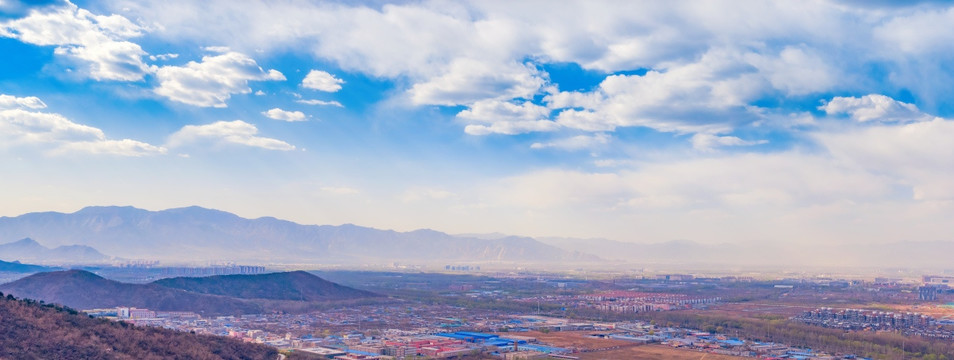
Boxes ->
[0,108,105,144]
[154,51,286,107]
[0,94,165,156]
[821,94,928,123]
[458,100,558,135]
[167,120,295,151]
[543,48,766,135]
[296,99,343,107]
[301,70,344,92]
[815,117,954,201]
[53,139,168,157]
[745,46,838,96]
[690,133,768,152]
[873,8,954,56]
[202,45,231,53]
[0,1,151,81]
[262,108,307,122]
[409,60,546,106]
[149,53,179,61]
[531,133,610,151]
[0,94,47,110]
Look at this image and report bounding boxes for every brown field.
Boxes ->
[519,331,745,360]
[887,303,954,319]
[576,345,746,360]
[519,331,632,350]
[706,302,814,318]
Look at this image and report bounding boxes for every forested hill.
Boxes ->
[0,292,278,359]
[152,270,379,301]
[0,270,264,315]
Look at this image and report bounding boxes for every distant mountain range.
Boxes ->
[0,206,594,264]
[0,206,951,268]
[535,236,954,269]
[0,270,379,315]
[0,259,58,273]
[0,238,110,265]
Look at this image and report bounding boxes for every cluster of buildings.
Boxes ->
[80,302,893,360]
[158,265,266,276]
[295,332,569,359]
[578,290,721,313]
[84,306,200,323]
[658,332,850,359]
[792,307,954,339]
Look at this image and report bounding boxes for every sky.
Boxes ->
[1,0,953,246]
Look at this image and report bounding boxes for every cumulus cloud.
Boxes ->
[301,70,344,92]
[0,108,105,144]
[821,94,929,123]
[296,99,343,107]
[457,100,558,135]
[873,7,954,56]
[0,1,151,81]
[104,1,868,127]
[0,94,166,156]
[0,94,46,109]
[262,108,307,122]
[745,46,838,96]
[167,120,295,151]
[154,51,285,107]
[409,60,546,106]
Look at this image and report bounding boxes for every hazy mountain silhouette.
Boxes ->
[0,238,109,265]
[536,236,954,268]
[0,259,58,273]
[0,206,594,264]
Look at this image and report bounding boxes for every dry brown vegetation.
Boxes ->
[519,331,744,360]
[520,330,632,350]
[0,292,277,359]
[576,345,745,360]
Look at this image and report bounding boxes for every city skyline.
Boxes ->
[2,0,953,246]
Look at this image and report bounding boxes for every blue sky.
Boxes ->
[1,0,953,246]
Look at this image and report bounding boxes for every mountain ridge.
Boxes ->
[0,237,110,265]
[0,269,379,315]
[0,206,596,264]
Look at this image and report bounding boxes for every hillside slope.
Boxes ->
[152,270,378,301]
[0,292,277,359]
[0,270,262,315]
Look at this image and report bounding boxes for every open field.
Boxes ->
[519,331,632,350]
[519,331,745,360]
[576,345,746,360]
[887,303,954,320]
[707,302,814,318]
